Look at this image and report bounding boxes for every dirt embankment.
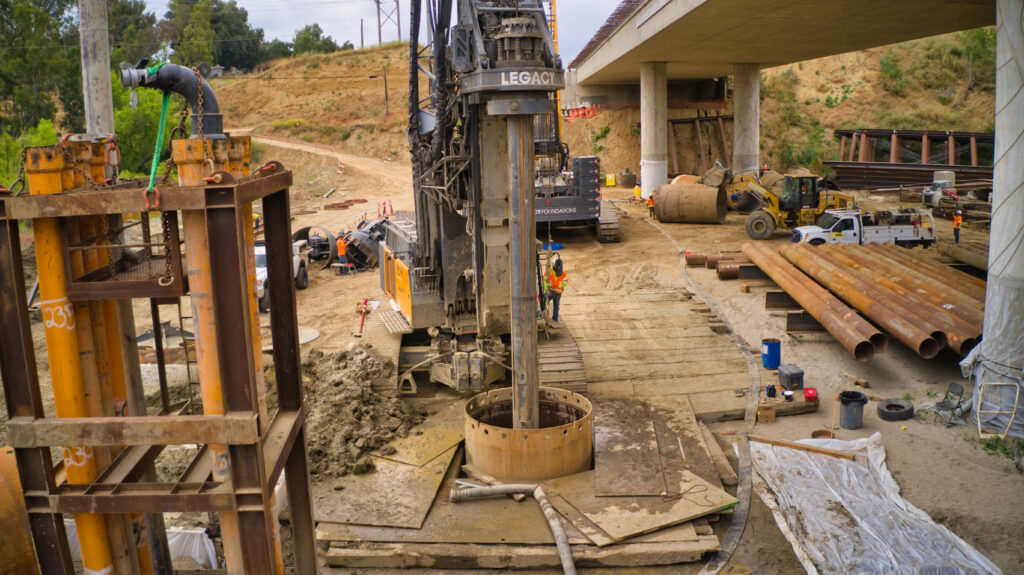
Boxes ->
[212,44,422,163]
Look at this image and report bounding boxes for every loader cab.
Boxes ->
[779,175,819,211]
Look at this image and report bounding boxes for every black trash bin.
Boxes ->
[839,390,868,430]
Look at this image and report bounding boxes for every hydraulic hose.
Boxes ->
[449,484,577,575]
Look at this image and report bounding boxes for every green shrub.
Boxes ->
[879,50,908,96]
[590,124,611,143]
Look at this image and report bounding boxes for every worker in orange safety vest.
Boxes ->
[953,210,962,244]
[547,255,567,323]
[336,232,348,265]
[647,194,655,219]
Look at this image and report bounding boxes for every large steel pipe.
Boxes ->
[938,242,989,271]
[705,252,747,269]
[844,245,984,314]
[654,183,727,224]
[742,243,878,360]
[780,243,944,358]
[746,243,885,352]
[465,387,593,482]
[819,246,980,354]
[875,244,986,302]
[832,245,984,321]
[508,115,539,430]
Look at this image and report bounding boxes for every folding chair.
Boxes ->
[934,382,966,427]
[976,382,1021,440]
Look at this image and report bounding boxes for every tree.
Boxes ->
[259,39,293,62]
[108,0,161,67]
[172,0,214,67]
[0,0,76,134]
[0,118,59,187]
[293,24,339,55]
[211,0,262,70]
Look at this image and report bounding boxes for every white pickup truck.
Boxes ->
[255,240,310,312]
[792,208,936,248]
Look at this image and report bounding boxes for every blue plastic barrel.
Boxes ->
[761,338,781,369]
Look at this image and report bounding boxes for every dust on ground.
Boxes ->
[267,346,427,478]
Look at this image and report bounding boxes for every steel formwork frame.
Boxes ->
[0,166,316,574]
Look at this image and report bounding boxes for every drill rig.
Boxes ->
[379,0,562,409]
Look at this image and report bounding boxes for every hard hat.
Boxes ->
[956,210,962,214]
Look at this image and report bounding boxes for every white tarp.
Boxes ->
[64,520,218,569]
[750,433,1001,575]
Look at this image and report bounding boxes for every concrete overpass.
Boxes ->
[569,0,994,195]
[571,0,1024,436]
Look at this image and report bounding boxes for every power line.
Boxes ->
[1,36,265,51]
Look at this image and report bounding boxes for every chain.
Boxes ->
[141,209,152,260]
[8,148,28,195]
[159,210,175,286]
[63,146,103,190]
[101,213,116,281]
[191,67,212,174]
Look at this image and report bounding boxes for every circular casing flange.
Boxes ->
[465,387,593,482]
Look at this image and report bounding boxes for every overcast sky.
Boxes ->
[144,0,620,63]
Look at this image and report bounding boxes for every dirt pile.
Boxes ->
[291,346,426,478]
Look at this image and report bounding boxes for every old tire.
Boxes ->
[878,398,914,421]
[809,238,826,246]
[295,265,309,290]
[745,211,776,240]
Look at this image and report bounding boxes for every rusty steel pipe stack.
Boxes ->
[834,245,984,319]
[742,243,881,361]
[831,245,984,322]
[705,252,749,269]
[875,243,986,304]
[816,245,981,355]
[779,243,945,359]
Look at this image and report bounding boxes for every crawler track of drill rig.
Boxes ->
[597,200,621,243]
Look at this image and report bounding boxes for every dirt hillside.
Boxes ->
[212,43,422,163]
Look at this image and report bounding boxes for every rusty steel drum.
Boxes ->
[465,387,593,482]
[1,446,41,574]
[654,183,727,224]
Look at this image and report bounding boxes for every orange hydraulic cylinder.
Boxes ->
[26,146,114,575]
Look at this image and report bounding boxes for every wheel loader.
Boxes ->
[744,173,855,240]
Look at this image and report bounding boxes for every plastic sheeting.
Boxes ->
[64,520,218,569]
[750,433,1001,575]
[961,346,1024,438]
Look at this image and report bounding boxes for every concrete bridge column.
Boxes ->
[967,0,1024,436]
[732,63,760,175]
[640,62,667,199]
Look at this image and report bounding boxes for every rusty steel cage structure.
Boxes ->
[0,153,316,573]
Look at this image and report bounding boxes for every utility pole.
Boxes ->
[77,0,173,572]
[375,0,383,45]
[361,18,365,49]
[79,0,114,135]
[370,68,389,117]
[395,0,401,42]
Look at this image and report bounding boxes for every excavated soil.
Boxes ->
[266,346,426,478]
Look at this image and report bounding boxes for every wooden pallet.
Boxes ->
[538,327,587,395]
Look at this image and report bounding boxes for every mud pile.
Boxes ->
[291,346,426,478]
